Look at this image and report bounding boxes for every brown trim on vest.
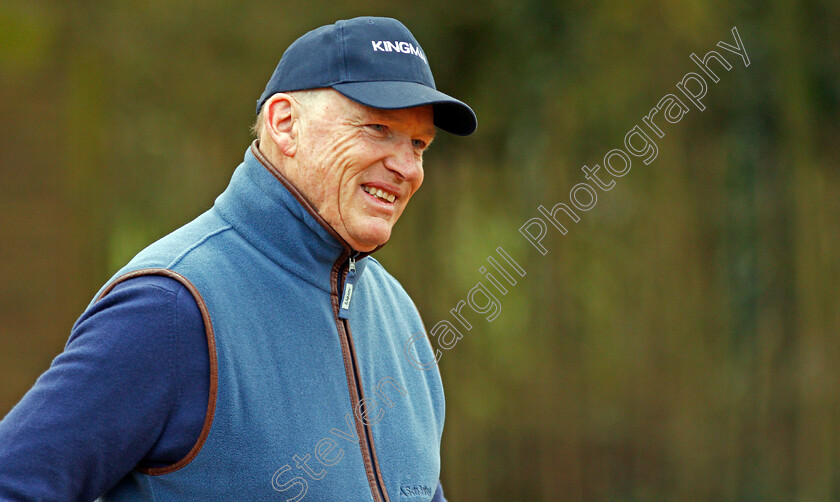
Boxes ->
[96,268,219,476]
[330,252,382,501]
[343,320,391,502]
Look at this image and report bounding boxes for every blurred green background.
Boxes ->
[2,1,838,500]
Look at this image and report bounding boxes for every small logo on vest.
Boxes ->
[400,484,433,498]
[341,283,353,310]
[371,40,427,63]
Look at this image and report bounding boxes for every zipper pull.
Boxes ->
[339,255,357,319]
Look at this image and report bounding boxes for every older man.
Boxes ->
[0,17,475,501]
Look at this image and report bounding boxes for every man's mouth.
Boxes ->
[362,185,397,203]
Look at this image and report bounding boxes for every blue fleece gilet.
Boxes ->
[97,143,445,501]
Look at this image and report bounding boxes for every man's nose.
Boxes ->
[384,138,421,181]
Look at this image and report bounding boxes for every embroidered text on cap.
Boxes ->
[371,41,427,63]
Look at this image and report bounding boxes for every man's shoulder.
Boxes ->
[90,209,233,308]
[359,256,415,300]
[127,209,233,270]
[360,256,398,283]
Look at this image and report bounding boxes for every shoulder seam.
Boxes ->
[167,225,233,270]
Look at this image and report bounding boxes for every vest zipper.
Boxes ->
[333,252,390,502]
[338,255,357,319]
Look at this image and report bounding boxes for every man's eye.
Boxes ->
[366,124,386,132]
[412,139,427,149]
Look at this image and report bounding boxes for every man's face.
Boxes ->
[291,90,435,252]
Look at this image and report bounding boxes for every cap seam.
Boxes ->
[338,21,348,82]
[400,23,426,82]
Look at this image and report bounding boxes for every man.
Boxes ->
[0,16,476,501]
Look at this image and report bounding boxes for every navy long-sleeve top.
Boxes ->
[0,276,208,500]
[0,275,445,501]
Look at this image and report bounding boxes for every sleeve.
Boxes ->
[432,480,447,502]
[0,275,208,502]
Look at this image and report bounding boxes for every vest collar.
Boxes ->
[213,141,365,291]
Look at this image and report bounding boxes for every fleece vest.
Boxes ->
[96,143,445,501]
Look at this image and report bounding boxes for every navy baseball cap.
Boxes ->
[256,17,477,136]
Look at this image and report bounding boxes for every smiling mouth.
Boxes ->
[362,185,397,203]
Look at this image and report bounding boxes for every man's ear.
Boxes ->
[264,93,298,157]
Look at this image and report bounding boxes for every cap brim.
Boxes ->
[333,81,477,136]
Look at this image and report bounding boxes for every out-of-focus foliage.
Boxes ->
[1,1,838,500]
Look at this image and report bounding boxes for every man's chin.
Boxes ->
[346,223,393,252]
